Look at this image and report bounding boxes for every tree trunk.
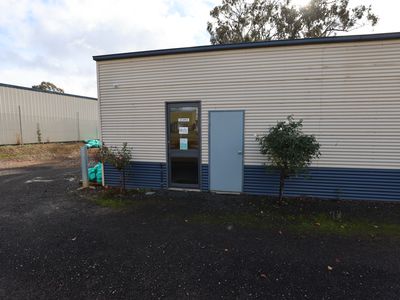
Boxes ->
[278,171,285,202]
[119,171,123,193]
[122,169,126,192]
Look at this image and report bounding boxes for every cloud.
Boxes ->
[0,0,219,97]
[0,0,398,97]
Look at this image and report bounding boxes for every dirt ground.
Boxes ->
[0,143,98,169]
[0,162,399,299]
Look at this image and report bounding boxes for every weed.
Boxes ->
[36,123,42,144]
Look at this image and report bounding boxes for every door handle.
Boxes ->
[237,151,243,155]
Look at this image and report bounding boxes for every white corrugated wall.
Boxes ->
[0,85,99,145]
[97,39,400,170]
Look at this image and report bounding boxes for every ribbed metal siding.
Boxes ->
[97,40,400,170]
[201,164,209,191]
[103,161,400,200]
[244,165,400,201]
[104,162,166,189]
[0,85,99,145]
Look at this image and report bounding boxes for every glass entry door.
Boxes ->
[167,102,200,188]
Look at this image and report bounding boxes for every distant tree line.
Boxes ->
[32,81,64,93]
[207,0,378,44]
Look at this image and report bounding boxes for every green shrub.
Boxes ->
[256,115,321,201]
[99,142,132,191]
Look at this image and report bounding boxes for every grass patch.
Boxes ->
[87,189,400,239]
[93,197,160,210]
[92,189,160,210]
[0,142,83,161]
[94,198,134,209]
[0,153,16,160]
[191,210,400,238]
[294,213,400,237]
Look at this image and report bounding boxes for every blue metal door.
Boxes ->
[209,111,244,192]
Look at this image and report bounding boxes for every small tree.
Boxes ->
[256,115,321,202]
[99,142,132,191]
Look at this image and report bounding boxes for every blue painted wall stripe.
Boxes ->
[201,164,209,191]
[104,162,400,201]
[244,165,400,201]
[104,162,166,189]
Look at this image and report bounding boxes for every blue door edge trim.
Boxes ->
[208,110,245,193]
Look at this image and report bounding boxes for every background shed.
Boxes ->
[0,83,99,145]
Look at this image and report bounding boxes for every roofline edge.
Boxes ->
[93,32,400,62]
[0,83,97,100]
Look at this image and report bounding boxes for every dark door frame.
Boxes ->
[166,101,201,189]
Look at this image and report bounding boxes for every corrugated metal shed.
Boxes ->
[0,83,99,145]
[96,38,400,170]
[94,33,400,200]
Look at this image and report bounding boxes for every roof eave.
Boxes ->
[0,83,97,101]
[93,32,400,62]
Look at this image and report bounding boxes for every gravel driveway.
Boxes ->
[0,163,399,299]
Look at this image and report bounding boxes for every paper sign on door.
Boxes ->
[180,138,188,150]
[179,127,188,134]
[178,118,190,122]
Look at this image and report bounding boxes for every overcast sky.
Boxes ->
[1,0,399,97]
